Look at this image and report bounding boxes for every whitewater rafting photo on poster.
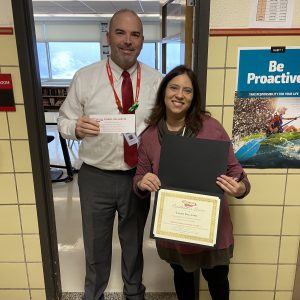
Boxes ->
[232,47,300,168]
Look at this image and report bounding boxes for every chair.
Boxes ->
[47,135,64,182]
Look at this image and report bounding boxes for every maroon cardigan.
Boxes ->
[133,116,250,254]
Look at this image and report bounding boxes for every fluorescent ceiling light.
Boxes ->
[34,13,159,17]
[82,0,156,1]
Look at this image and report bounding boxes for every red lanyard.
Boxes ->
[106,60,141,113]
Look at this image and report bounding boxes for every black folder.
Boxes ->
[150,134,230,247]
[158,134,230,194]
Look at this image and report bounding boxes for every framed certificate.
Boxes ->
[152,189,221,247]
[150,134,230,247]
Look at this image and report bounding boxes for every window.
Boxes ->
[36,41,160,81]
[49,42,101,79]
[166,42,181,73]
[37,42,49,79]
[36,42,101,80]
[138,42,156,69]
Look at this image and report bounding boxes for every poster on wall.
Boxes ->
[100,22,110,58]
[250,0,294,28]
[0,74,16,112]
[232,47,300,168]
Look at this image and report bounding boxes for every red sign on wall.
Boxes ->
[0,74,16,112]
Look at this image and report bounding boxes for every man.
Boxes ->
[58,9,162,300]
[266,106,297,136]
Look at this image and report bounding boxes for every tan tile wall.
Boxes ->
[1,1,299,299]
[203,35,300,300]
[0,0,45,299]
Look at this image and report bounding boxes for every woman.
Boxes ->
[133,65,250,300]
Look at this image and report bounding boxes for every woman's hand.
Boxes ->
[137,172,161,192]
[216,174,246,198]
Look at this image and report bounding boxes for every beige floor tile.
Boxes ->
[200,264,277,290]
[276,265,296,290]
[0,235,24,261]
[206,69,224,106]
[230,291,274,300]
[27,263,45,288]
[207,36,226,68]
[11,141,32,172]
[285,175,300,205]
[198,290,210,300]
[7,105,28,139]
[0,205,21,234]
[0,113,9,139]
[0,35,18,65]
[0,290,30,300]
[275,291,293,300]
[23,235,42,262]
[0,174,17,204]
[230,174,286,205]
[20,205,39,234]
[224,69,236,106]
[206,106,223,123]
[30,289,46,300]
[282,207,300,235]
[16,173,36,204]
[245,169,287,174]
[232,236,280,264]
[0,140,14,172]
[222,106,234,137]
[279,236,300,264]
[230,206,283,235]
[0,263,28,288]
[229,264,277,290]
[287,169,300,174]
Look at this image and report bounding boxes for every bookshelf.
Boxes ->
[42,86,68,111]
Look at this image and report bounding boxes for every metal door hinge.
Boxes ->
[187,0,196,6]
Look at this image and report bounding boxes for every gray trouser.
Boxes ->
[78,163,150,300]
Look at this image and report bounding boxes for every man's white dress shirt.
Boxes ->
[58,58,162,170]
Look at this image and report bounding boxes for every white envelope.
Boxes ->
[90,114,135,134]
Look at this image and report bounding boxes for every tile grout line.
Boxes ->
[6,109,33,299]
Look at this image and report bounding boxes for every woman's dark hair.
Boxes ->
[147,65,210,134]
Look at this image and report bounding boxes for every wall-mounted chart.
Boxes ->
[250,0,294,28]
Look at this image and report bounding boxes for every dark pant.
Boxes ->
[78,164,150,300]
[170,263,229,300]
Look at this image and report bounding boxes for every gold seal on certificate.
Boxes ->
[152,189,220,247]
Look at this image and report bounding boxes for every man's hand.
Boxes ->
[137,173,161,192]
[216,175,246,198]
[75,116,100,139]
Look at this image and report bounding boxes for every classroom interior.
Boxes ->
[0,1,300,300]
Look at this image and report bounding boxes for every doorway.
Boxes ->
[11,0,210,299]
[12,0,174,299]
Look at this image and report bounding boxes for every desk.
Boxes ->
[45,112,76,182]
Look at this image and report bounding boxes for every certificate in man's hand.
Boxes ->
[153,189,220,247]
[90,114,135,133]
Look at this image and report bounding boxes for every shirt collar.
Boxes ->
[108,58,138,80]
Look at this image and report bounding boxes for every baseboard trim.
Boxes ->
[62,292,177,300]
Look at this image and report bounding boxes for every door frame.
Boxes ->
[10,0,212,299]
[11,0,61,299]
[193,0,211,111]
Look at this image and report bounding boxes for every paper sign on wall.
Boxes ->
[0,74,16,112]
